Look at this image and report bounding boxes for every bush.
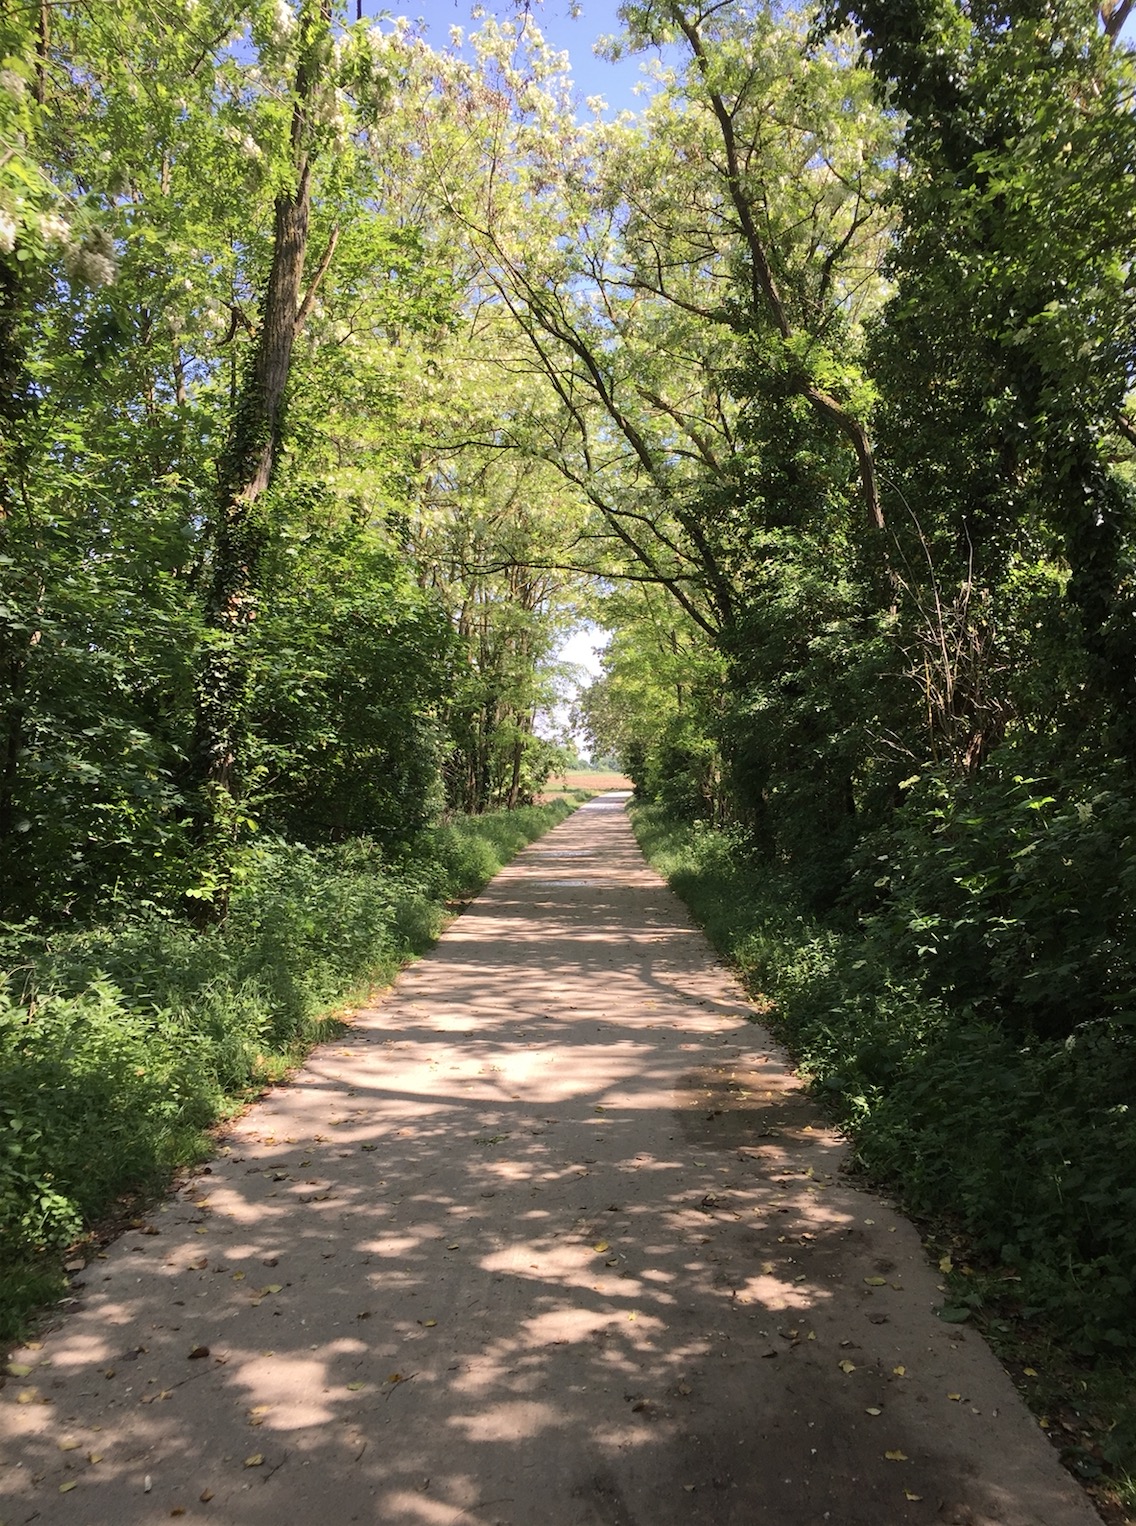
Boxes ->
[0,799,574,1339]
[630,802,1136,1358]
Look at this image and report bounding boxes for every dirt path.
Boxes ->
[1,796,1099,1526]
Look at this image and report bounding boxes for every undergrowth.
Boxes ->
[631,802,1136,1517]
[0,799,574,1340]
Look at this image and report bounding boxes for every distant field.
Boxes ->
[541,770,632,797]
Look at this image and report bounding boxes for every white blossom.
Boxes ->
[64,227,117,289]
[269,0,296,49]
[0,209,16,255]
[39,212,70,244]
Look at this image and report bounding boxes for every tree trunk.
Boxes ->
[190,1,333,921]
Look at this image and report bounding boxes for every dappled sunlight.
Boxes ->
[0,799,1093,1526]
[449,1399,565,1443]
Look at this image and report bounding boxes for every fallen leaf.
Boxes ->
[937,1305,971,1324]
[171,1509,186,1518]
[187,1346,210,1360]
[386,1372,404,1384]
[231,1271,245,1281]
[905,1490,923,1501]
[592,1242,610,1253]
[893,1365,906,1377]
[243,1454,264,1468]
[16,1389,37,1404]
[59,1439,81,1451]
[447,1243,460,1251]
[864,1276,887,1287]
[947,1392,962,1402]
[1023,1367,1039,1378]
[838,1360,856,1374]
[884,1449,909,1462]
[939,1254,953,1273]
[200,1489,215,1502]
[422,1319,437,1328]
[59,1480,77,1493]
[88,1453,103,1465]
[346,1381,365,1391]
[262,1284,283,1294]
[6,1362,33,1377]
[865,1407,882,1416]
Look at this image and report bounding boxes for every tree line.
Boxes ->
[3,0,1134,1046]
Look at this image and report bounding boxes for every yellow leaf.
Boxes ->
[58,1439,80,1451]
[422,1319,437,1327]
[59,1480,77,1493]
[346,1381,365,1391]
[447,1243,460,1250]
[243,1454,264,1468]
[947,1392,962,1402]
[893,1365,906,1377]
[232,1271,245,1281]
[6,1362,33,1377]
[905,1491,923,1502]
[864,1276,887,1286]
[838,1360,856,1374]
[1023,1367,1039,1378]
[262,1284,282,1294]
[16,1388,37,1404]
[939,1254,953,1273]
[865,1407,882,1416]
[592,1242,609,1253]
[884,1449,908,1462]
[87,1453,103,1465]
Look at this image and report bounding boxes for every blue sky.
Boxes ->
[365,0,661,114]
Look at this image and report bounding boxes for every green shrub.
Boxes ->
[0,799,574,1340]
[631,802,1136,1358]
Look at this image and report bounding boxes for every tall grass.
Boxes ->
[0,800,574,1338]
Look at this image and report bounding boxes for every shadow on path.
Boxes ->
[0,797,1099,1526]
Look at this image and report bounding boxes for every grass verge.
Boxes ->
[631,802,1136,1524]
[0,800,575,1341]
